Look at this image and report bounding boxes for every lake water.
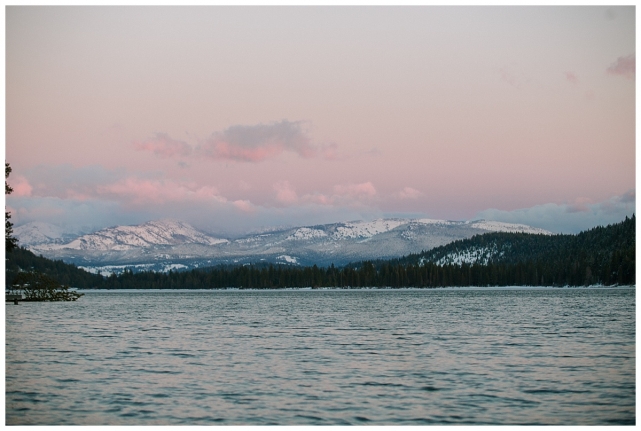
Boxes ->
[5,287,635,425]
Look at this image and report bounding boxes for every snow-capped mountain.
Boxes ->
[20,218,551,275]
[35,220,228,251]
[12,222,79,247]
[466,220,549,234]
[429,245,505,266]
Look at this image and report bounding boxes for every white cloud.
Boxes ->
[398,187,423,200]
[475,190,635,233]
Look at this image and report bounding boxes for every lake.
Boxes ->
[5,287,635,425]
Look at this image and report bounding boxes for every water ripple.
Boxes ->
[6,287,635,425]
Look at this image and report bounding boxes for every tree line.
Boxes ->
[5,215,635,289]
[400,215,635,269]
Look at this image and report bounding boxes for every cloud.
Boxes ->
[567,196,592,213]
[134,133,193,158]
[135,121,342,163]
[232,200,255,213]
[607,54,635,80]
[254,182,380,209]
[294,182,378,207]
[398,187,423,200]
[9,176,33,197]
[8,191,385,238]
[333,182,377,198]
[19,165,229,208]
[8,175,392,238]
[8,166,387,236]
[97,178,224,206]
[565,71,579,84]
[7,196,136,233]
[475,190,635,234]
[197,120,319,162]
[22,164,123,200]
[274,181,298,204]
[618,189,635,203]
[319,143,340,160]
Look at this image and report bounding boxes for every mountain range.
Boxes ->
[7,216,633,289]
[15,218,551,275]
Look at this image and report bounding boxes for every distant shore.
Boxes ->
[74,285,635,293]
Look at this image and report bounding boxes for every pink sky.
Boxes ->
[5,6,636,234]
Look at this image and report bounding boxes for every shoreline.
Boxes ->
[74,285,635,293]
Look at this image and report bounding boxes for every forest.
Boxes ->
[5,215,635,289]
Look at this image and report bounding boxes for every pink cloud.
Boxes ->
[565,71,579,84]
[10,176,33,197]
[65,189,93,201]
[567,196,592,213]
[319,143,340,160]
[274,181,298,204]
[607,54,635,80]
[296,182,377,207]
[233,199,254,213]
[238,180,253,191]
[135,121,341,163]
[399,186,423,199]
[334,182,377,198]
[300,193,332,206]
[134,133,192,158]
[98,178,222,205]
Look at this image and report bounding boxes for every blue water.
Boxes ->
[5,287,635,425]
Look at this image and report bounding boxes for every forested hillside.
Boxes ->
[5,216,635,289]
[5,247,104,289]
[404,215,634,266]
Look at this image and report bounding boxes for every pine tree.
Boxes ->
[5,162,18,253]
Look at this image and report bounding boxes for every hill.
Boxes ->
[16,218,550,274]
[5,247,104,289]
[5,216,634,289]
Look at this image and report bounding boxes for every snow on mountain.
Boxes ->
[416,221,551,267]
[13,222,78,246]
[78,262,189,276]
[415,218,458,226]
[431,245,506,266]
[286,228,328,241]
[277,255,299,264]
[469,220,550,235]
[25,217,552,273]
[36,220,228,251]
[331,219,407,240]
[414,218,551,234]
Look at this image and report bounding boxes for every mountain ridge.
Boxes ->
[17,217,551,274]
[6,216,633,289]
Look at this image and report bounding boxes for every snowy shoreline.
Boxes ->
[75,285,635,293]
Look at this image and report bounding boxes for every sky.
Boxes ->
[5,6,636,236]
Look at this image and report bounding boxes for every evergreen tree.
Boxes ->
[4,215,635,289]
[5,162,18,253]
